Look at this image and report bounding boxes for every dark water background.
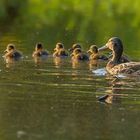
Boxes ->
[0,0,140,140]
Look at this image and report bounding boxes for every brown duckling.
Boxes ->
[98,37,140,75]
[71,48,89,61]
[68,43,82,53]
[87,45,108,60]
[32,43,49,58]
[3,44,22,63]
[53,43,68,57]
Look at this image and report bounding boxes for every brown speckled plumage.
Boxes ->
[99,37,140,75]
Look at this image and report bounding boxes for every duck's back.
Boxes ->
[58,49,68,56]
[78,54,89,61]
[40,51,49,56]
[107,62,140,75]
[13,51,22,58]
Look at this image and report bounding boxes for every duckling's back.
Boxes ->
[12,51,22,60]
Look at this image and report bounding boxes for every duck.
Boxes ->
[32,42,49,58]
[87,45,108,60]
[98,37,140,75]
[71,48,89,61]
[3,44,22,63]
[53,42,68,57]
[108,52,130,63]
[68,43,82,53]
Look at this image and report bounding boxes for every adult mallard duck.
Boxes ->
[98,37,140,75]
[3,44,22,63]
[53,42,68,57]
[87,45,108,60]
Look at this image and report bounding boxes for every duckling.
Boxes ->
[3,44,22,63]
[32,43,49,58]
[53,43,68,57]
[87,45,108,60]
[98,37,140,75]
[71,48,89,61]
[68,43,82,53]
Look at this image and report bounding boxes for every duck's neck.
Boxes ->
[107,48,123,68]
[112,49,122,63]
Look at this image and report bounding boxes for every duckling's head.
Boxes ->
[87,45,98,54]
[54,43,64,51]
[5,44,15,53]
[72,48,82,56]
[99,37,123,62]
[35,43,43,51]
[68,43,82,52]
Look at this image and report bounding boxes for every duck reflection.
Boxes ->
[98,76,128,104]
[88,60,99,70]
[53,57,65,68]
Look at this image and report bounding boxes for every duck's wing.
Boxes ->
[109,62,140,75]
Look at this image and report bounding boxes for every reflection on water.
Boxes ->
[53,56,69,69]
[0,2,140,138]
[98,76,129,104]
[0,54,140,140]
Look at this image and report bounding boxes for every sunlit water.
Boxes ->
[0,53,140,140]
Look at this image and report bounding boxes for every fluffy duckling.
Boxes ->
[71,48,89,61]
[68,43,82,53]
[87,45,108,60]
[98,37,140,75]
[32,43,49,58]
[53,43,68,57]
[3,44,22,63]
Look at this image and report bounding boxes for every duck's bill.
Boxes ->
[98,45,108,51]
[4,49,8,53]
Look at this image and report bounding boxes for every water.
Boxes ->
[1,1,140,139]
[0,52,140,140]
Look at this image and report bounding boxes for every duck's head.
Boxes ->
[87,45,98,54]
[35,43,43,51]
[4,44,15,53]
[71,48,82,56]
[54,43,64,51]
[99,37,123,63]
[68,43,82,52]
